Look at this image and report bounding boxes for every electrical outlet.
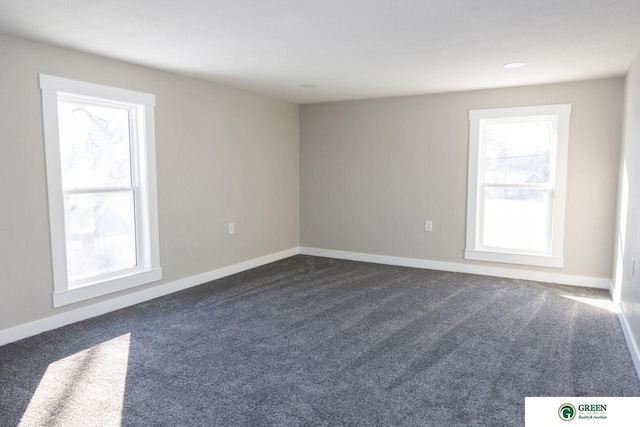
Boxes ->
[228,223,235,235]
[425,220,433,232]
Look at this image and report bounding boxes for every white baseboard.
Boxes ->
[0,246,613,347]
[616,305,640,381]
[299,247,611,289]
[163,248,299,294]
[0,247,300,347]
[609,280,616,299]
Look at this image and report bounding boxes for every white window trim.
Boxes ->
[40,74,161,307]
[465,104,571,268]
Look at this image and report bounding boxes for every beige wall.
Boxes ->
[0,32,629,334]
[0,35,299,330]
[614,53,640,349]
[300,78,624,278]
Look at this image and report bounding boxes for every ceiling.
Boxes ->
[1,0,640,104]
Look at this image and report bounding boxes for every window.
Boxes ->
[465,104,571,268]
[40,75,161,307]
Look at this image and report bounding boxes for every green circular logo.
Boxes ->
[558,403,576,421]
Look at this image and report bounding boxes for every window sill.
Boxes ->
[53,268,162,307]
[464,249,563,269]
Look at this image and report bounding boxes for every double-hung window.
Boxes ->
[465,104,571,268]
[40,75,161,307]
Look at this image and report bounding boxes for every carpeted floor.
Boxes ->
[1,255,639,426]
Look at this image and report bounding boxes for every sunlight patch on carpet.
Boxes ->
[19,333,131,427]
[560,295,617,313]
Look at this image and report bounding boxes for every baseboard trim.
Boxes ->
[0,247,300,347]
[163,248,300,294]
[299,247,610,289]
[609,280,615,299]
[0,246,612,347]
[616,306,640,381]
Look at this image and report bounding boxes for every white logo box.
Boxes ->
[525,397,640,426]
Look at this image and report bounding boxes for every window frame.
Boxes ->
[464,104,571,268]
[40,74,161,307]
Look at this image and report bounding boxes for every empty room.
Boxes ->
[2,1,640,425]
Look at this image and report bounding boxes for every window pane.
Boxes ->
[483,188,549,252]
[58,101,132,189]
[64,192,137,283]
[484,120,553,185]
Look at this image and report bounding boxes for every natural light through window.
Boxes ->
[40,75,161,307]
[18,334,131,427]
[482,119,553,252]
[59,99,138,282]
[465,104,571,268]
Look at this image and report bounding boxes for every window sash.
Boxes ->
[63,188,140,286]
[57,97,143,286]
[58,99,139,193]
[478,184,554,255]
[63,187,135,194]
[477,114,558,256]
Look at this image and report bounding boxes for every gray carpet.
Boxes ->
[1,255,639,426]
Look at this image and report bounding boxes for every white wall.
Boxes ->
[300,78,624,280]
[0,34,299,331]
[613,52,640,363]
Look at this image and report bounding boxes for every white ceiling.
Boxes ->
[1,0,640,104]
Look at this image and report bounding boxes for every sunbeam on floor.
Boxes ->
[18,333,131,427]
[3,256,639,426]
[560,295,617,313]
